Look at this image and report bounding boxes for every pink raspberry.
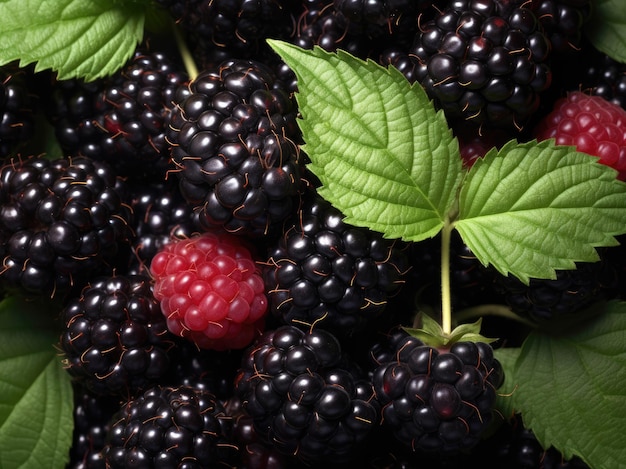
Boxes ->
[150,231,268,350]
[534,91,626,180]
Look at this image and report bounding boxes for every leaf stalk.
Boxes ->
[441,221,454,335]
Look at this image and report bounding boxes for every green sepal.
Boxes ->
[403,314,497,348]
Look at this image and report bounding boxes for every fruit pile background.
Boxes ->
[0,0,625,468]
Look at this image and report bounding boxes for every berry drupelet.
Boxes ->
[0,155,134,298]
[59,274,174,396]
[165,58,306,238]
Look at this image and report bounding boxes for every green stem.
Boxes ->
[172,23,199,81]
[454,304,538,329]
[440,222,454,335]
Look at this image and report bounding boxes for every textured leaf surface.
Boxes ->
[0,296,73,468]
[0,0,145,80]
[495,301,626,469]
[269,40,463,242]
[455,139,626,283]
[584,0,626,64]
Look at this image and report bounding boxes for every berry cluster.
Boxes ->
[2,0,624,468]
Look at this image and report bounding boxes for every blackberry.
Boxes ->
[125,181,201,275]
[292,6,372,58]
[59,274,175,396]
[162,337,244,399]
[576,42,626,110]
[452,121,514,167]
[67,384,120,469]
[47,48,188,182]
[166,58,306,238]
[234,325,380,464]
[399,0,553,132]
[262,189,411,338]
[0,155,134,298]
[371,328,505,453]
[223,396,295,469]
[156,0,294,63]
[102,384,237,468]
[493,252,621,324]
[293,0,444,61]
[530,0,592,56]
[474,414,591,468]
[0,62,36,158]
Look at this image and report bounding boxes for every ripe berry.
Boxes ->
[234,325,380,464]
[0,155,134,298]
[0,63,36,158]
[156,0,294,62]
[263,189,411,338]
[150,231,268,350]
[102,384,237,468]
[493,253,620,323]
[67,384,120,469]
[394,0,553,132]
[165,58,306,238]
[47,48,188,182]
[59,274,174,396]
[371,328,504,453]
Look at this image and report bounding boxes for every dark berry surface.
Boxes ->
[234,325,380,464]
[47,48,188,182]
[263,189,411,338]
[166,58,306,238]
[0,155,134,298]
[60,274,174,396]
[102,384,237,468]
[371,328,504,453]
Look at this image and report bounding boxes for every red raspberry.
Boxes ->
[534,91,626,180]
[150,231,268,350]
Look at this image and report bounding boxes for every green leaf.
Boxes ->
[584,0,626,64]
[0,296,73,468]
[0,0,146,81]
[495,301,626,469]
[268,40,463,242]
[455,139,626,284]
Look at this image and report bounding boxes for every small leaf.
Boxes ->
[268,40,463,242]
[0,296,74,468]
[584,0,626,64]
[455,139,626,283]
[0,0,146,81]
[495,301,626,469]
